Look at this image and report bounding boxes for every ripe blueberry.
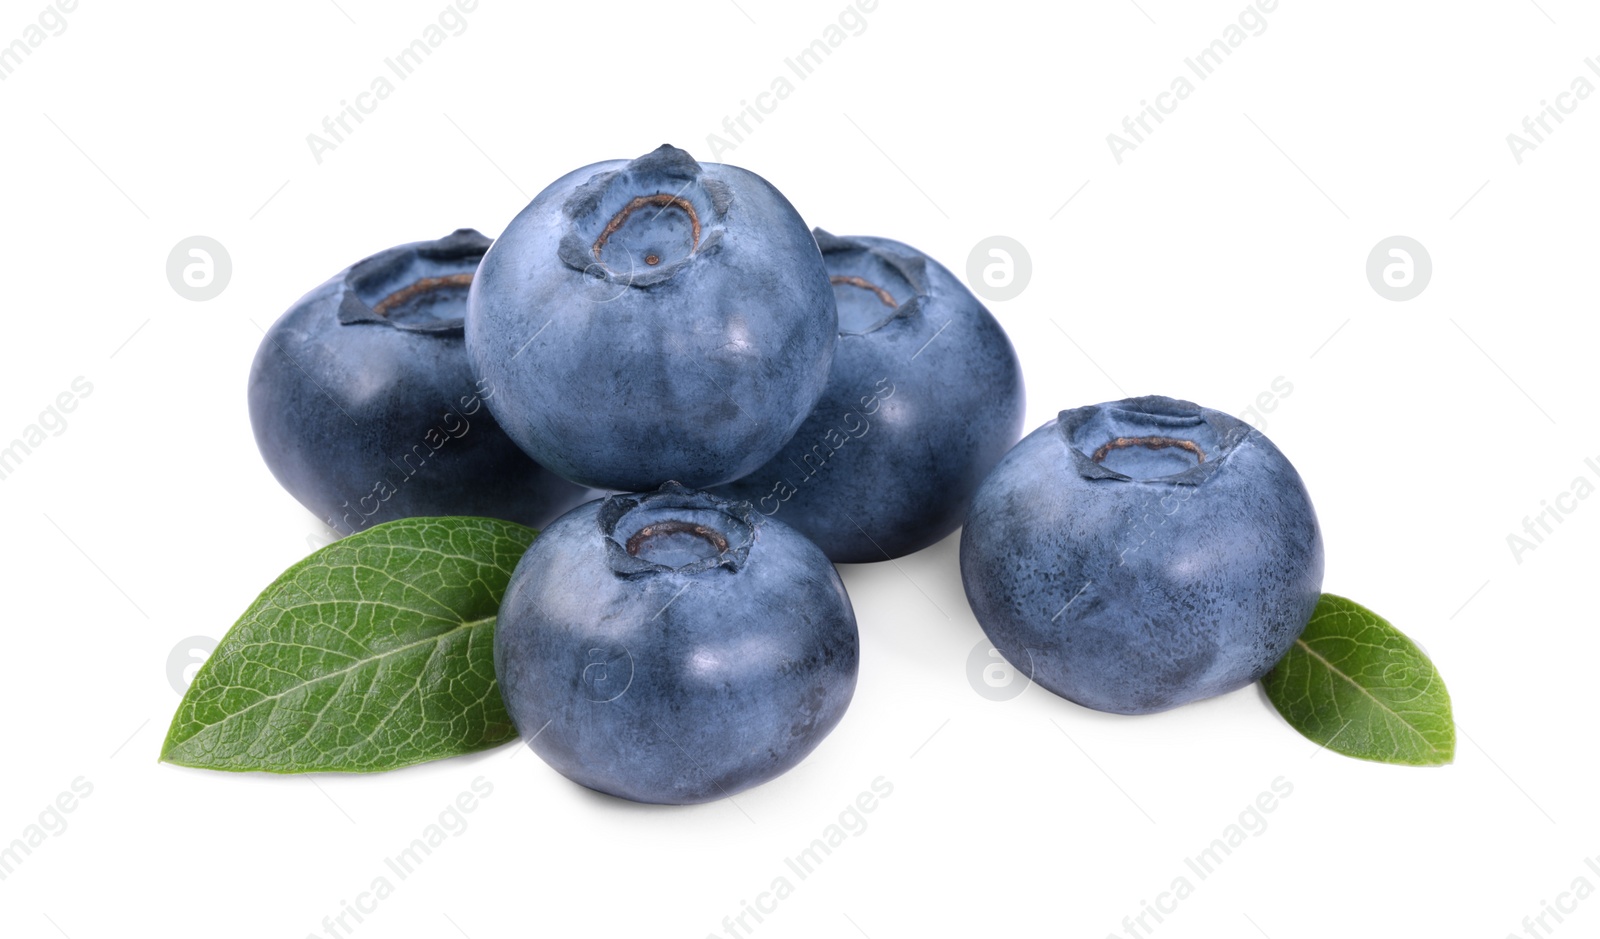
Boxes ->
[495,483,859,804]
[960,396,1324,714]
[714,230,1025,561]
[466,145,837,491]
[248,229,590,535]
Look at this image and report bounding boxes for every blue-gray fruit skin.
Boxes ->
[466,144,837,492]
[960,396,1324,715]
[495,483,859,805]
[713,230,1025,562]
[248,230,591,535]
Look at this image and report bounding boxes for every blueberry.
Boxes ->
[959,396,1324,714]
[495,483,859,804]
[713,230,1025,562]
[248,229,591,535]
[465,144,837,491]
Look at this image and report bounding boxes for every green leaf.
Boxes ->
[161,517,536,773]
[1263,593,1455,766]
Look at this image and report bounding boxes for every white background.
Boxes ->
[1,1,1595,936]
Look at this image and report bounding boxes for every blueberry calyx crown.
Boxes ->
[557,145,732,287]
[601,481,757,576]
[370,272,475,315]
[1090,435,1208,465]
[336,228,491,334]
[592,194,702,267]
[624,519,728,557]
[829,274,899,310]
[1059,395,1252,485]
[813,229,930,335]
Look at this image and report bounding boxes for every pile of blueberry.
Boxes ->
[249,144,1321,804]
